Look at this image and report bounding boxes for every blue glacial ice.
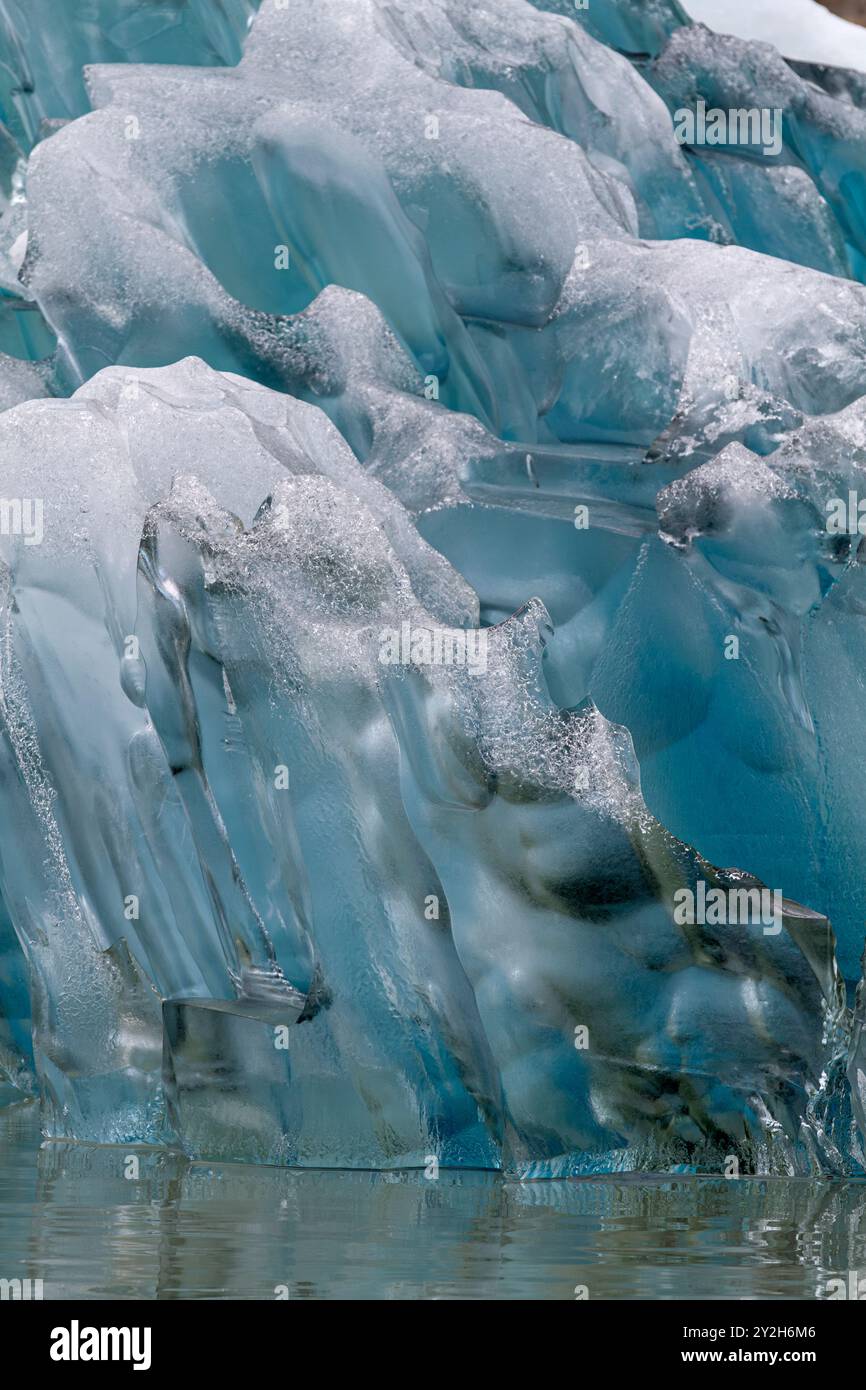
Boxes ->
[1,0,866,1176]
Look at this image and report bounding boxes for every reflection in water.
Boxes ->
[1,1102,865,1299]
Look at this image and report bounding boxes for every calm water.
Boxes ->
[1,1101,865,1299]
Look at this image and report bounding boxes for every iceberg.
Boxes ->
[0,0,865,1178]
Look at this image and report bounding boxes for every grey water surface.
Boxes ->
[1,1103,864,1300]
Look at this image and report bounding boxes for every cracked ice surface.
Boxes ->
[0,0,865,1175]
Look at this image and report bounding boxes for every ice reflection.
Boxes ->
[2,1104,865,1300]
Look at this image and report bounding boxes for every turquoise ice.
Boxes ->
[0,0,865,1176]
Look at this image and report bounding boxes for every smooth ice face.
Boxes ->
[0,357,850,1176]
[1,0,866,1176]
[534,0,690,57]
[383,601,844,1175]
[0,359,484,1146]
[0,0,259,152]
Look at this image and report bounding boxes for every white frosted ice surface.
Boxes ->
[685,0,866,72]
